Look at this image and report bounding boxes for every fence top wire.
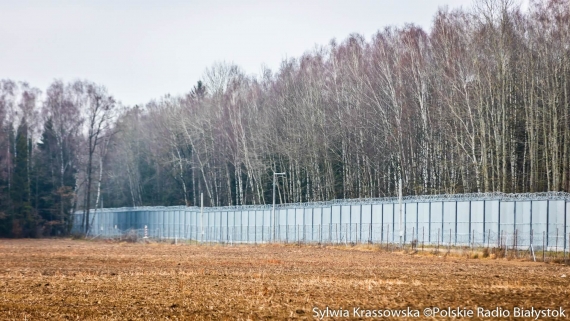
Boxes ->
[75,192,570,215]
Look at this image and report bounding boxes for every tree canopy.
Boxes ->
[0,0,569,236]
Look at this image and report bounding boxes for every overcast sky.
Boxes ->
[1,0,488,106]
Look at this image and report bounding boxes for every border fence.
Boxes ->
[73,192,570,253]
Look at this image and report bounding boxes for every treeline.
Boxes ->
[0,0,569,237]
[0,81,116,236]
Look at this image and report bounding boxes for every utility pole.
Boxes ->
[273,172,286,242]
[200,192,203,243]
[399,178,403,248]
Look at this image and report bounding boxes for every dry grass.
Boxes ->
[0,239,569,320]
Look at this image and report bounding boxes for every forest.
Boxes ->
[0,0,568,237]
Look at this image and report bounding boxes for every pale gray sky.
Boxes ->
[1,0,484,106]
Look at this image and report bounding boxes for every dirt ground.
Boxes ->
[0,239,568,320]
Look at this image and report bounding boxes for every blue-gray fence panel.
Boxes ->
[430,202,443,243]
[532,201,548,244]
[500,202,516,235]
[516,202,531,247]
[472,201,484,244]
[456,202,470,244]
[417,203,430,244]
[549,200,565,248]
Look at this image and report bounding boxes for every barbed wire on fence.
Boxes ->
[77,191,570,214]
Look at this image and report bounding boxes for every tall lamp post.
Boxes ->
[272,172,286,242]
[399,178,403,248]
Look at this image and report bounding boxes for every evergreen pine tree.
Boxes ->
[11,118,37,237]
[35,118,57,234]
[33,117,77,236]
[0,123,12,236]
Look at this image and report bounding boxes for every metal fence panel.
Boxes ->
[532,201,548,243]
[456,201,470,244]
[549,200,565,248]
[500,201,516,235]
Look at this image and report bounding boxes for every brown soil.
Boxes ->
[0,239,568,320]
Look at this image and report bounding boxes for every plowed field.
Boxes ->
[0,239,568,320]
